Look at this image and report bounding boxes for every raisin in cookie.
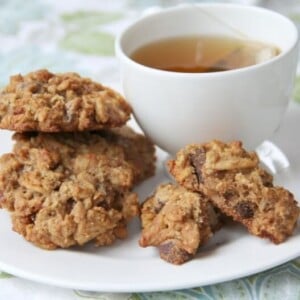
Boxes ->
[168,140,299,244]
[0,69,131,132]
[139,183,221,264]
[0,130,145,249]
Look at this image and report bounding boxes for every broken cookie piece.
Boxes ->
[139,183,221,264]
[168,140,299,244]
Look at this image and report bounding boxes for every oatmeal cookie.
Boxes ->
[168,140,299,244]
[139,183,221,264]
[99,126,156,184]
[0,131,141,249]
[0,69,131,132]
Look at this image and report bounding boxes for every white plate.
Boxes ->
[0,103,299,293]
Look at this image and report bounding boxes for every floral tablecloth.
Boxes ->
[0,0,299,299]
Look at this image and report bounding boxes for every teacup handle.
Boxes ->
[256,140,290,174]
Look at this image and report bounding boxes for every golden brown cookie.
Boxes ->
[99,126,156,184]
[168,140,299,244]
[0,130,150,249]
[0,69,131,132]
[139,183,221,264]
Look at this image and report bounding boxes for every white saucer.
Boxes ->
[0,103,299,293]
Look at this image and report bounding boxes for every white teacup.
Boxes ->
[115,4,299,154]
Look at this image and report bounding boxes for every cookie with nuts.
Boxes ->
[139,183,221,264]
[0,126,156,249]
[0,69,132,132]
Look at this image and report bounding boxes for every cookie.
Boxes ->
[139,183,221,264]
[0,69,131,132]
[168,140,299,244]
[11,192,139,249]
[0,130,145,249]
[99,126,156,184]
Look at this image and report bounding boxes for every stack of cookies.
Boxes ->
[140,140,299,264]
[0,69,155,250]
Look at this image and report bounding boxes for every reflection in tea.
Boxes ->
[131,35,280,73]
